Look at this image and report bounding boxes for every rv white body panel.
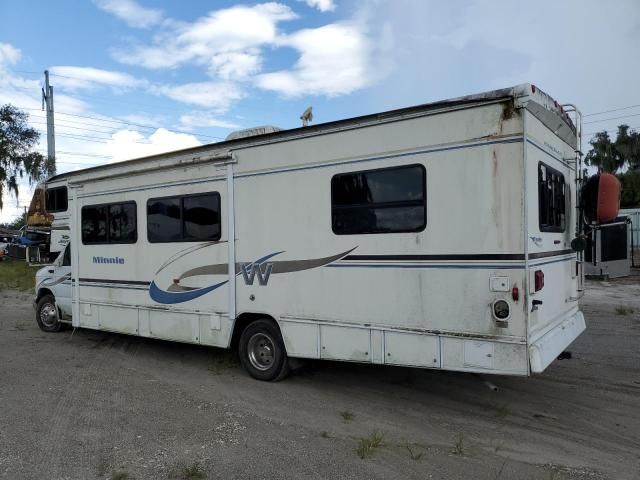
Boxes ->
[35,84,584,377]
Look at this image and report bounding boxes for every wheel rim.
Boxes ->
[40,303,58,328]
[247,332,276,371]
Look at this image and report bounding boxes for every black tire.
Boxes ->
[36,294,64,333]
[238,319,289,381]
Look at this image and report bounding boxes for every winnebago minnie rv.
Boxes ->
[34,84,606,381]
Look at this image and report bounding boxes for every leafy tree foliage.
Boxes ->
[585,124,640,173]
[585,131,623,173]
[619,170,640,208]
[0,104,55,210]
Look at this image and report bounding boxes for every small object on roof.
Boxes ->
[300,106,313,127]
[225,125,283,141]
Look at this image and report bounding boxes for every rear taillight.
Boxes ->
[534,270,544,292]
[512,286,519,302]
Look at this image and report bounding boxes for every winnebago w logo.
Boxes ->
[240,262,273,285]
[149,247,356,305]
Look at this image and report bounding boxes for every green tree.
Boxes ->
[619,170,640,208]
[614,124,640,170]
[584,131,623,173]
[0,104,54,210]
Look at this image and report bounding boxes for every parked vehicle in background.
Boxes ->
[0,238,9,260]
[34,83,602,382]
[7,227,51,262]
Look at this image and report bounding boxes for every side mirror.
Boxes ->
[570,236,587,252]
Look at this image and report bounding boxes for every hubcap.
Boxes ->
[247,332,275,371]
[40,303,57,327]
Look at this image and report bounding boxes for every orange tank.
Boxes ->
[596,173,621,223]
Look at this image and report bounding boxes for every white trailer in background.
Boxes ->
[34,84,586,381]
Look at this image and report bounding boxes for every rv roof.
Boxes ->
[48,83,575,183]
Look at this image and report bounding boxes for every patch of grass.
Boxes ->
[0,259,38,291]
[615,306,634,316]
[110,472,128,480]
[355,431,384,459]
[339,410,354,422]
[403,442,424,461]
[451,433,465,455]
[170,462,206,479]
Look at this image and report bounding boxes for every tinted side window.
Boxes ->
[331,164,426,235]
[147,193,221,243]
[62,243,71,266]
[45,187,68,213]
[538,163,566,232]
[147,197,182,242]
[109,203,137,243]
[183,194,220,241]
[81,202,137,244]
[82,205,108,244]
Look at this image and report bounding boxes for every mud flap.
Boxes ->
[529,311,586,373]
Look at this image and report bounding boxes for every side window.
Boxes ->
[147,193,221,243]
[331,164,426,235]
[45,186,68,213]
[538,163,566,232]
[62,243,71,266]
[81,202,137,244]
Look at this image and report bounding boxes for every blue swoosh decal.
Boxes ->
[149,279,229,304]
[150,251,284,305]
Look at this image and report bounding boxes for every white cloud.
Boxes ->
[208,51,262,80]
[112,2,297,73]
[0,43,21,65]
[358,0,640,138]
[152,81,244,109]
[179,112,240,130]
[256,23,373,97]
[94,0,163,28]
[300,0,336,12]
[49,66,147,90]
[104,128,202,162]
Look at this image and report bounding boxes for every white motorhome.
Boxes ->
[34,84,587,381]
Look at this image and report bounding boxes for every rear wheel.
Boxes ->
[36,294,64,332]
[239,319,289,381]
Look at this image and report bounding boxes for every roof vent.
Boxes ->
[225,125,283,141]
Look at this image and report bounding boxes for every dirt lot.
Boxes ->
[0,279,639,480]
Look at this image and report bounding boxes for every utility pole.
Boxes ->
[42,70,56,173]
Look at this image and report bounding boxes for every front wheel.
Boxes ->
[239,319,289,381]
[36,294,64,332]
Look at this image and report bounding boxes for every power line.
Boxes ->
[56,133,110,144]
[36,149,111,159]
[584,104,640,117]
[584,125,640,137]
[29,119,117,135]
[18,106,224,141]
[583,112,640,125]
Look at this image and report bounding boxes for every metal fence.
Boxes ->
[621,208,640,251]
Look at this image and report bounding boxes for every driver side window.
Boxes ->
[62,244,71,266]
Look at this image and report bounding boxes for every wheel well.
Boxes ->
[230,312,279,351]
[36,288,54,302]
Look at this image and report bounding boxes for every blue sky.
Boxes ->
[1,0,639,222]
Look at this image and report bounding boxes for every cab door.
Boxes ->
[54,243,72,318]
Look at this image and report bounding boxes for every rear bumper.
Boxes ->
[529,310,586,373]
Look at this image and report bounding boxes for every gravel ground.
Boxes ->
[0,278,639,480]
